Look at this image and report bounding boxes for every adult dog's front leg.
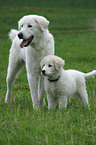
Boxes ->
[27,73,39,109]
[38,75,45,107]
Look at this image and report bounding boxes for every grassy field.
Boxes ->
[0,1,96,145]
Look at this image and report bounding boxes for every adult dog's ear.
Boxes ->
[55,58,65,71]
[18,21,21,30]
[35,16,49,31]
[18,16,24,30]
[18,19,22,30]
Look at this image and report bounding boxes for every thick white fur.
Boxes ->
[41,55,96,110]
[5,15,54,109]
[9,29,18,40]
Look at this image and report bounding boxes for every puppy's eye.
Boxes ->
[42,64,45,68]
[28,24,32,28]
[48,64,52,67]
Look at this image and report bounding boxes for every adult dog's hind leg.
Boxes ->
[5,51,25,104]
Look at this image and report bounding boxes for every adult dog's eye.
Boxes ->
[48,64,52,67]
[21,25,23,28]
[28,24,32,28]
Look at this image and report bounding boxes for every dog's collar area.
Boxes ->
[48,76,60,83]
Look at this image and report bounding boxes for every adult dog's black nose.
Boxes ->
[18,32,23,39]
[42,70,46,75]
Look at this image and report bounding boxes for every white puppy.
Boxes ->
[41,55,96,110]
[5,15,54,109]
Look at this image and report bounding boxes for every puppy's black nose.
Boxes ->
[18,33,23,39]
[42,70,46,75]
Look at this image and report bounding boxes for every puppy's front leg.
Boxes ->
[59,96,68,109]
[47,94,57,110]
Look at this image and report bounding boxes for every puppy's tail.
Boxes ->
[83,70,96,79]
[9,29,18,41]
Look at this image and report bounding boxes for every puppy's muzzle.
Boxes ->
[18,32,23,39]
[41,70,46,75]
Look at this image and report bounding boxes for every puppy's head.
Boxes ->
[41,55,65,77]
[18,15,49,48]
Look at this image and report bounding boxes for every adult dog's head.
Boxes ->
[18,15,49,48]
[41,55,65,77]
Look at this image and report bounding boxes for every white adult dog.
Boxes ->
[41,55,96,110]
[5,15,54,109]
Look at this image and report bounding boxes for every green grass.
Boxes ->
[0,1,96,145]
[1,0,96,9]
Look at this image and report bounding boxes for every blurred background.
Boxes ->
[1,0,96,36]
[1,0,96,8]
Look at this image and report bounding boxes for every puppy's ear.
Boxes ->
[55,58,65,71]
[40,59,44,68]
[35,16,49,31]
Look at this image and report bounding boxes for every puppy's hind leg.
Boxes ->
[5,50,25,104]
[77,84,90,108]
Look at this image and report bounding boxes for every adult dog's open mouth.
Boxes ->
[20,35,34,48]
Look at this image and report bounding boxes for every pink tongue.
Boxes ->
[20,40,28,48]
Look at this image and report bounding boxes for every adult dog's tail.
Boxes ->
[83,70,96,79]
[9,29,18,41]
